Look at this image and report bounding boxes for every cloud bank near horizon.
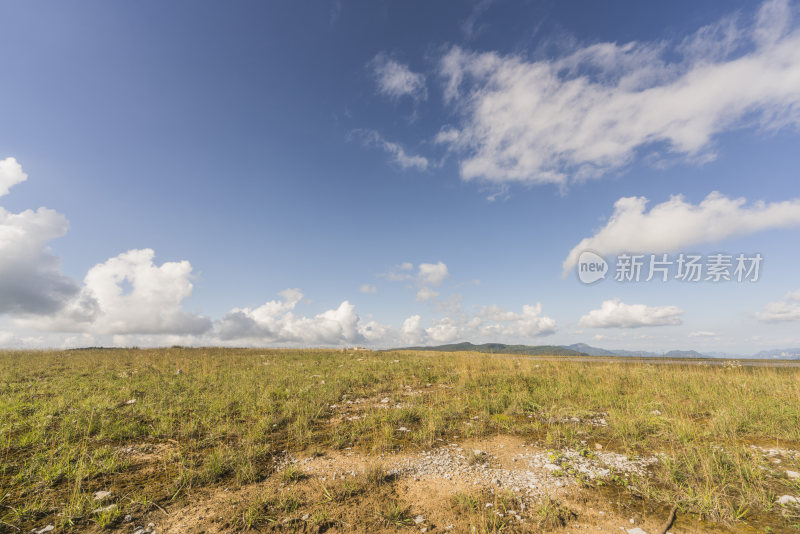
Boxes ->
[0,158,563,349]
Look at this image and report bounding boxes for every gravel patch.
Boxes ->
[388,442,657,500]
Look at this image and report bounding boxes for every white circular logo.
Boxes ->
[577,251,608,284]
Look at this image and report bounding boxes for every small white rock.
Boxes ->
[778,495,800,506]
[92,504,116,514]
[787,470,800,480]
[93,490,111,501]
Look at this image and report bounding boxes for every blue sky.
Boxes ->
[2,0,800,353]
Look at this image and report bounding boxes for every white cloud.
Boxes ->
[0,206,80,314]
[358,320,390,343]
[437,0,800,187]
[217,289,383,346]
[360,284,377,294]
[0,159,80,315]
[755,0,792,47]
[579,299,683,328]
[356,129,429,171]
[0,331,13,345]
[477,303,557,337]
[1,159,209,338]
[563,192,800,272]
[0,330,48,349]
[418,262,449,286]
[411,302,558,345]
[371,54,427,101]
[401,314,425,344]
[757,290,800,322]
[21,249,212,336]
[416,287,439,301]
[425,317,460,343]
[0,157,28,197]
[689,330,718,338]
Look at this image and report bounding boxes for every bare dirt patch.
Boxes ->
[135,436,675,533]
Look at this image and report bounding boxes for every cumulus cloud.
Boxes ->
[0,157,28,197]
[425,317,461,343]
[359,320,390,343]
[217,289,384,346]
[371,53,427,101]
[437,0,800,186]
[360,284,377,294]
[1,159,209,339]
[0,206,80,314]
[563,192,800,273]
[477,303,557,337]
[401,314,425,344]
[413,302,557,345]
[21,249,212,336]
[418,261,449,286]
[355,129,429,171]
[757,290,800,322]
[579,299,683,328]
[0,158,80,315]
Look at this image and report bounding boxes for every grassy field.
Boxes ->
[2,348,800,533]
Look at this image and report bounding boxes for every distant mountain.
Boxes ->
[663,350,705,358]
[753,348,800,359]
[393,341,800,360]
[562,343,614,356]
[397,342,587,356]
[563,343,660,357]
